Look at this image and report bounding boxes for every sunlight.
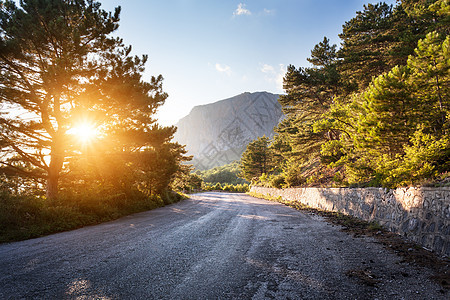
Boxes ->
[67,122,98,143]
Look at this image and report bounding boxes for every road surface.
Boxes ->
[0,192,446,299]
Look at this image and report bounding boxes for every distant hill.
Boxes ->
[174,91,283,170]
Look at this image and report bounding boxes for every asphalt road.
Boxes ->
[0,192,446,299]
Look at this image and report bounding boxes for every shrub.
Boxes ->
[0,187,183,243]
[270,175,286,189]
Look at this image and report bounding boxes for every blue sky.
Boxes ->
[100,0,396,125]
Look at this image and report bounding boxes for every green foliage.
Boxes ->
[337,2,434,89]
[0,187,184,243]
[251,173,287,189]
[278,37,341,157]
[197,161,246,185]
[320,140,346,166]
[356,65,416,154]
[283,161,305,188]
[201,182,249,193]
[346,32,450,187]
[243,1,449,189]
[338,3,397,88]
[270,175,286,189]
[401,0,449,36]
[239,136,274,182]
[407,31,449,132]
[380,129,450,187]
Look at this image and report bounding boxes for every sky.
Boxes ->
[99,0,397,126]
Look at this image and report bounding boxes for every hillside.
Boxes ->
[174,91,283,169]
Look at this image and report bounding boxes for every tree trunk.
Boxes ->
[46,170,59,201]
[46,135,64,201]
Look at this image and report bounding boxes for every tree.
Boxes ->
[239,136,273,182]
[277,37,341,158]
[401,0,449,36]
[342,32,450,187]
[355,66,417,155]
[197,161,247,185]
[338,3,396,89]
[0,0,178,200]
[337,2,444,90]
[259,1,449,188]
[407,31,449,132]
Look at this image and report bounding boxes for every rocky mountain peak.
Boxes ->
[174,91,283,170]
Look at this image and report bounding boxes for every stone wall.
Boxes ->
[250,186,450,257]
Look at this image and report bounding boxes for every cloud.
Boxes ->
[233,3,251,16]
[275,64,286,91]
[215,63,232,76]
[260,63,285,92]
[261,64,275,73]
[263,8,275,15]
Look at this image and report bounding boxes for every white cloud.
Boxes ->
[215,63,232,76]
[275,64,286,91]
[261,64,275,73]
[233,3,251,16]
[260,63,285,92]
[263,8,275,15]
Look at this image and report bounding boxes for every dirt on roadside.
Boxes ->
[271,197,450,291]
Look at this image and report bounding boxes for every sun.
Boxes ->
[67,122,98,143]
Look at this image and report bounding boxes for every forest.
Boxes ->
[0,0,191,241]
[240,0,449,189]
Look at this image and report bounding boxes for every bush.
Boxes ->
[200,182,249,193]
[0,187,184,243]
[213,182,222,190]
[270,175,286,189]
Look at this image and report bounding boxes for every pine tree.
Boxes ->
[355,66,417,155]
[337,2,442,90]
[401,0,449,36]
[407,31,450,132]
[0,0,183,200]
[345,32,450,187]
[239,136,273,182]
[277,37,341,157]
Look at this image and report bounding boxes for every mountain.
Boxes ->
[174,91,283,170]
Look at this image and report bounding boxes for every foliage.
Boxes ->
[0,187,185,243]
[277,37,341,157]
[337,1,443,89]
[197,161,246,185]
[239,136,274,182]
[380,129,450,187]
[0,0,189,201]
[242,0,450,189]
[201,182,249,193]
[170,169,203,193]
[345,32,450,187]
[338,3,399,89]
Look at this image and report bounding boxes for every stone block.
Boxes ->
[428,222,436,233]
[433,236,444,254]
[408,218,419,232]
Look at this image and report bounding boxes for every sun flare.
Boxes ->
[67,123,98,143]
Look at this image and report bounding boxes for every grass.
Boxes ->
[0,190,186,243]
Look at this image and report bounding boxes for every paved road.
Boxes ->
[0,192,446,299]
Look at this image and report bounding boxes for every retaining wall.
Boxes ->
[250,186,450,257]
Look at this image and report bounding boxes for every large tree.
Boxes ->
[277,37,341,158]
[0,0,175,200]
[337,1,446,90]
